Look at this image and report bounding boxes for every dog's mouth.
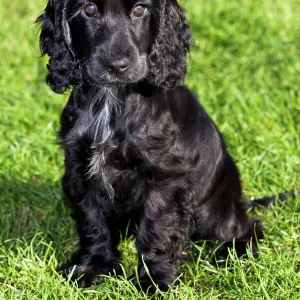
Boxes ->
[82,58,148,86]
[104,72,143,84]
[84,73,145,86]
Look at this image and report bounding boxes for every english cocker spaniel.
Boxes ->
[38,0,264,291]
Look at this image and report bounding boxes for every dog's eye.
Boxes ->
[132,5,146,18]
[84,3,97,17]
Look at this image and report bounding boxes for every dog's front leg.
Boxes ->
[135,189,189,292]
[62,188,120,287]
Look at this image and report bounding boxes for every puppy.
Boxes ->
[38,0,263,291]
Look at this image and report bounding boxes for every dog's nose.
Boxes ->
[108,59,130,73]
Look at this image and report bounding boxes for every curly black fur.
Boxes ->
[38,0,264,291]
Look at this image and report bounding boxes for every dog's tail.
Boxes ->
[245,189,297,210]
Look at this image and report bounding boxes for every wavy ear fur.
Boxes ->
[37,0,76,94]
[149,0,191,89]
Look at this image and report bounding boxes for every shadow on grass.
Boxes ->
[0,177,77,258]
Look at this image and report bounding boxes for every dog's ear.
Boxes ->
[37,0,76,94]
[148,0,191,89]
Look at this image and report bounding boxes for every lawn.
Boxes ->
[0,0,299,299]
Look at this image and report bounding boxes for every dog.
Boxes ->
[37,0,264,291]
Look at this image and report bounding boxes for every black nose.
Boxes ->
[107,59,130,73]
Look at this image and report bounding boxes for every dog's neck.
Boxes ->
[72,82,154,144]
[85,86,123,144]
[80,80,158,98]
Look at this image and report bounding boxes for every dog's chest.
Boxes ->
[65,107,149,201]
[62,91,181,204]
[91,141,149,199]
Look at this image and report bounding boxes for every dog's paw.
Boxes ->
[61,264,104,288]
[131,276,169,294]
[130,271,173,293]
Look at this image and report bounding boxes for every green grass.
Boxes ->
[0,0,299,298]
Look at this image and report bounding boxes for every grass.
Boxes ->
[0,0,299,298]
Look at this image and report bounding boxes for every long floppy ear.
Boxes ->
[37,0,77,94]
[149,0,191,89]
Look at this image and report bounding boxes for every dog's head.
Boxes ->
[37,0,191,93]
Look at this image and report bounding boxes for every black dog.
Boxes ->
[38,0,264,291]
